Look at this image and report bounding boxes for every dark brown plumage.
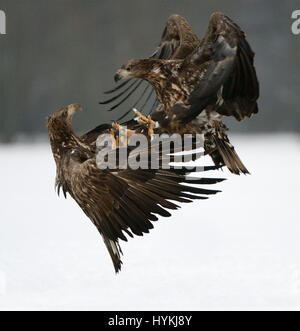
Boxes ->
[48,104,224,273]
[105,13,259,175]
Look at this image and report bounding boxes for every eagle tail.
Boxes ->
[207,122,249,175]
[102,235,123,273]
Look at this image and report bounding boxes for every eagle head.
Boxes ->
[114,59,160,82]
[48,103,82,124]
[66,103,83,116]
[47,104,82,144]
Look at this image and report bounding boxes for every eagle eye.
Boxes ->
[126,65,132,71]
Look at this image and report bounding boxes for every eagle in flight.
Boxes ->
[101,12,259,175]
[48,104,224,272]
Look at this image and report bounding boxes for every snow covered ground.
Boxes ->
[0,134,300,311]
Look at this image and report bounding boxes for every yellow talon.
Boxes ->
[112,122,121,131]
[111,122,136,147]
[110,128,118,149]
[147,115,155,137]
[134,110,155,137]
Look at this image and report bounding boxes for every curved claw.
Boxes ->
[133,109,155,137]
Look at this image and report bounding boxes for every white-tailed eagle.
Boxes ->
[102,13,259,175]
[48,104,224,272]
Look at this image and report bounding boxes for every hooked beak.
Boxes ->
[67,104,82,116]
[114,69,130,82]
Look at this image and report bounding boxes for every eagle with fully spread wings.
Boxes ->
[48,104,224,272]
[101,13,259,175]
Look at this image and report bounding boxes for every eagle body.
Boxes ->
[108,12,259,174]
[139,59,200,109]
[48,104,224,272]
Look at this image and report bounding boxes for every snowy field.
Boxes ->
[0,134,300,311]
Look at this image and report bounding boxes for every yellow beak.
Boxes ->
[67,104,82,116]
[114,69,130,82]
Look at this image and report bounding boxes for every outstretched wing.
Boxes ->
[150,14,200,60]
[179,12,259,123]
[100,14,200,121]
[67,146,223,272]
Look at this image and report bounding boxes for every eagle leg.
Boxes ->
[110,127,119,148]
[111,122,136,147]
[133,109,155,137]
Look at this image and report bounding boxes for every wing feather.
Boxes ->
[64,146,224,272]
[183,12,259,122]
[100,14,200,120]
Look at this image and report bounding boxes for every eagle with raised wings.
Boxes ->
[102,12,259,175]
[48,104,224,272]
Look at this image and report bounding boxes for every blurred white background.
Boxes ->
[1,0,300,311]
[0,134,299,310]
